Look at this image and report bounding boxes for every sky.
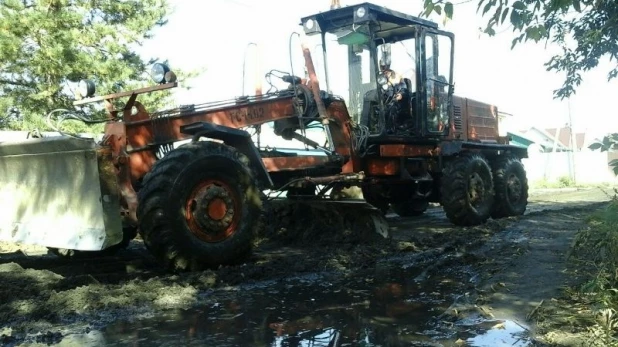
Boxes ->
[135,0,618,139]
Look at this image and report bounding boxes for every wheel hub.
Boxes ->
[207,197,227,221]
[186,181,239,242]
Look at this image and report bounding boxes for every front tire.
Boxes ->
[441,154,494,226]
[137,141,262,272]
[491,156,528,218]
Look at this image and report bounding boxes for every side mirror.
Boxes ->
[380,44,392,68]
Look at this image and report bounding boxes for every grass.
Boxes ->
[530,176,615,189]
[567,191,618,346]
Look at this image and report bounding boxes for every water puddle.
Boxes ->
[453,317,531,347]
[466,319,530,346]
[59,265,531,346]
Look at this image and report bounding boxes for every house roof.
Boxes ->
[506,130,534,148]
[545,127,586,150]
[519,126,584,151]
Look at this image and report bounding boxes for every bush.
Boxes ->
[570,193,618,345]
[558,176,575,188]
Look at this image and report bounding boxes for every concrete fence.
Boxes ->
[523,150,618,185]
[3,130,616,185]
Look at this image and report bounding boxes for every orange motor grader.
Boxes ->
[0,3,528,271]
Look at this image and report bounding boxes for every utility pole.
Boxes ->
[567,98,577,185]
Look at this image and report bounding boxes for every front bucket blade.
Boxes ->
[0,136,123,251]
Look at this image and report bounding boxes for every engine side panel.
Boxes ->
[450,96,467,140]
[0,136,123,251]
[465,98,499,142]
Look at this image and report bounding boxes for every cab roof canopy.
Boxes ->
[300,2,439,44]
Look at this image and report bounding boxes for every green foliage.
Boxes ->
[571,196,618,344]
[558,175,575,187]
[589,134,618,175]
[421,0,618,99]
[0,0,193,133]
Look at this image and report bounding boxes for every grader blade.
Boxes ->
[268,198,389,239]
[0,136,123,251]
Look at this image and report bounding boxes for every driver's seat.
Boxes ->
[359,89,380,132]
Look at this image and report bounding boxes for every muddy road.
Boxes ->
[0,186,612,346]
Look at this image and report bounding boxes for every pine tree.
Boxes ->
[0,0,181,132]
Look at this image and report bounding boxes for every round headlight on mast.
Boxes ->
[77,79,96,98]
[151,63,170,84]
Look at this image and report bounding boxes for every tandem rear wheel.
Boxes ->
[440,153,529,226]
[490,156,529,218]
[441,154,495,226]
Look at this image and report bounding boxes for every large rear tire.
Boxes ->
[137,141,262,272]
[490,156,528,218]
[391,199,428,217]
[441,154,494,226]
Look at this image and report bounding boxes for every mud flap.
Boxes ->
[0,136,123,251]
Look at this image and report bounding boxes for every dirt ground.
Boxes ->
[0,186,613,346]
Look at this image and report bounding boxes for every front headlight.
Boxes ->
[356,7,367,18]
[151,63,170,84]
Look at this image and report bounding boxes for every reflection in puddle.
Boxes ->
[93,267,461,346]
[466,319,530,347]
[61,265,531,346]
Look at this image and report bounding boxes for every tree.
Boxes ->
[421,0,618,174]
[420,0,618,100]
[0,0,189,133]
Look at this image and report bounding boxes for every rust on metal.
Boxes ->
[124,97,296,150]
[302,172,364,185]
[185,179,241,243]
[365,158,400,176]
[379,144,437,157]
[100,122,139,225]
[466,98,499,141]
[325,100,353,157]
[301,41,329,125]
[73,82,178,106]
[262,156,335,172]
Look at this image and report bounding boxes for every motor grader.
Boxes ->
[0,3,528,272]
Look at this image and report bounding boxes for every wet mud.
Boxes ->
[0,187,612,346]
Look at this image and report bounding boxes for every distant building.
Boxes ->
[518,126,587,153]
[544,127,586,151]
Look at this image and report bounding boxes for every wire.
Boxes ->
[264,69,291,93]
[288,32,301,89]
[350,121,370,156]
[45,108,110,138]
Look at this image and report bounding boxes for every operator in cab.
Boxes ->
[378,54,414,135]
